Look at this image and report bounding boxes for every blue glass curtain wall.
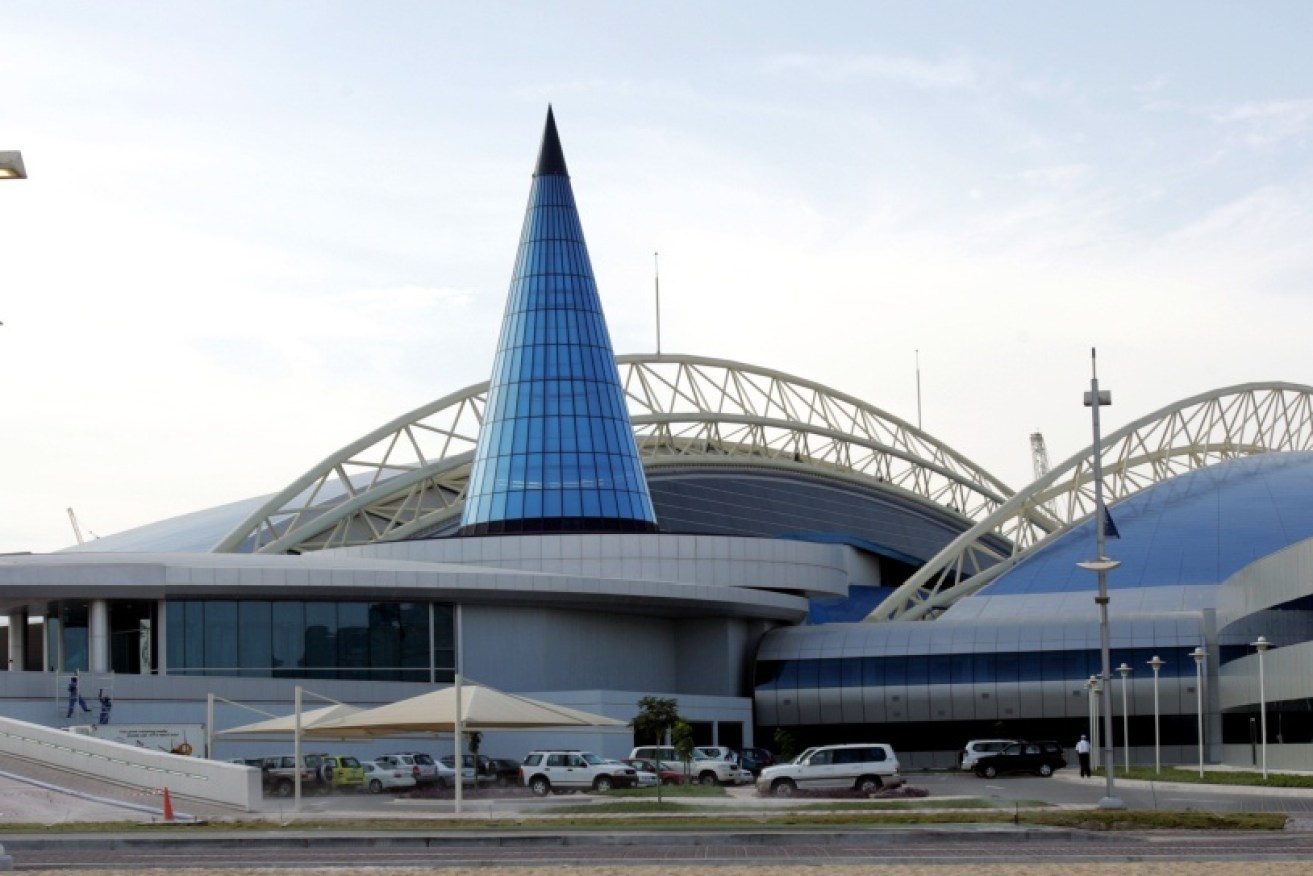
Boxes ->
[459,111,657,535]
[755,646,1207,692]
[164,600,452,681]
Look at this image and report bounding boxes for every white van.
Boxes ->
[755,743,901,797]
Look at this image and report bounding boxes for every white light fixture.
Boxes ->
[1148,655,1165,774]
[0,151,26,179]
[1252,636,1271,780]
[1117,662,1132,774]
[1191,646,1207,778]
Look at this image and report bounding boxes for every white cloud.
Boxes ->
[761,51,980,91]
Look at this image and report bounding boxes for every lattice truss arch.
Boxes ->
[865,382,1313,623]
[213,354,1020,554]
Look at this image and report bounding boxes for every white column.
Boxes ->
[88,600,110,675]
[7,609,27,671]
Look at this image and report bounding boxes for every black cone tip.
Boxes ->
[534,105,570,177]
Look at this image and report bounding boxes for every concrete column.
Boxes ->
[6,609,27,671]
[88,600,110,675]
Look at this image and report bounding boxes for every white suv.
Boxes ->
[756,743,902,797]
[629,745,748,786]
[958,739,1017,771]
[520,750,639,796]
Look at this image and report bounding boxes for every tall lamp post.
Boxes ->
[0,151,26,179]
[1117,662,1132,774]
[1191,646,1207,778]
[1076,348,1124,809]
[1252,636,1271,779]
[1148,655,1165,774]
[1086,675,1100,770]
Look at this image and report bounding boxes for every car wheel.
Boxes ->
[436,777,449,790]
[772,779,796,798]
[1038,764,1054,777]
[530,776,552,797]
[369,779,383,794]
[593,775,614,792]
[983,765,998,778]
[699,771,718,786]
[855,775,883,794]
[495,775,510,788]
[273,779,293,797]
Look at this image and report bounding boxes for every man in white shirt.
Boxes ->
[1075,734,1092,777]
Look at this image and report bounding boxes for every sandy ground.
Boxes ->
[11,867,1313,876]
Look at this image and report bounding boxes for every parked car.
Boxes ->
[377,753,437,786]
[609,758,658,787]
[628,745,747,786]
[972,741,1067,777]
[308,753,366,792]
[959,739,1018,771]
[623,757,684,785]
[739,747,774,775]
[520,749,638,796]
[362,760,417,794]
[440,754,486,787]
[244,754,321,797]
[755,743,902,797]
[478,756,524,788]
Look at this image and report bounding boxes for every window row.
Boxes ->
[755,647,1206,691]
[497,295,609,350]
[474,407,637,459]
[488,345,622,400]
[511,236,595,281]
[469,447,648,490]
[462,482,654,523]
[164,600,453,682]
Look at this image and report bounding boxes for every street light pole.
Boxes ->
[1077,348,1124,810]
[1148,655,1165,774]
[1191,646,1207,778]
[1117,662,1132,774]
[1252,636,1271,780]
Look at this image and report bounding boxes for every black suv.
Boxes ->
[972,741,1066,777]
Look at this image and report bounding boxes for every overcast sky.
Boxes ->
[3,2,1312,553]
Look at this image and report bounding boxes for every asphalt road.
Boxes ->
[6,760,1313,870]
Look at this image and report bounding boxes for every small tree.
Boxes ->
[466,731,482,756]
[630,696,681,746]
[671,719,697,780]
[772,727,797,761]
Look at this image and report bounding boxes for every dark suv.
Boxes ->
[972,740,1066,777]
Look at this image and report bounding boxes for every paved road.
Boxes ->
[6,758,1313,870]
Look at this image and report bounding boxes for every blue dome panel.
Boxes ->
[979,452,1313,597]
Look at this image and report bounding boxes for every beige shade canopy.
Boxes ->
[218,702,367,737]
[303,683,627,737]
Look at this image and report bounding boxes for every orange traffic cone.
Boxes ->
[162,787,174,822]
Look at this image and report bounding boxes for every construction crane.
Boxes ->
[1030,431,1050,482]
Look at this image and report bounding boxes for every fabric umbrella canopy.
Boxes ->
[218,702,366,736]
[304,682,626,736]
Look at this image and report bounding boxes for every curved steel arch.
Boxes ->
[865,382,1313,622]
[213,354,1022,555]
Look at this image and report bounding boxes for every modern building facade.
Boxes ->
[3,110,1313,769]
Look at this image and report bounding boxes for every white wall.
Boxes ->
[0,716,260,811]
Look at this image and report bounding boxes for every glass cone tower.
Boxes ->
[459,108,659,535]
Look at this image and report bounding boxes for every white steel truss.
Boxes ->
[213,354,1019,555]
[864,382,1313,623]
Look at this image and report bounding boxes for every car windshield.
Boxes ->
[411,754,434,765]
[580,752,607,765]
[792,748,817,765]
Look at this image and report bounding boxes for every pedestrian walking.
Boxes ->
[1076,733,1092,777]
[65,676,90,718]
[97,690,112,725]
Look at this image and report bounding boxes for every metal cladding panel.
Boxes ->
[460,111,656,536]
[861,686,888,723]
[816,687,844,724]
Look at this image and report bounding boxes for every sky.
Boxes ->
[2,1,1312,554]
